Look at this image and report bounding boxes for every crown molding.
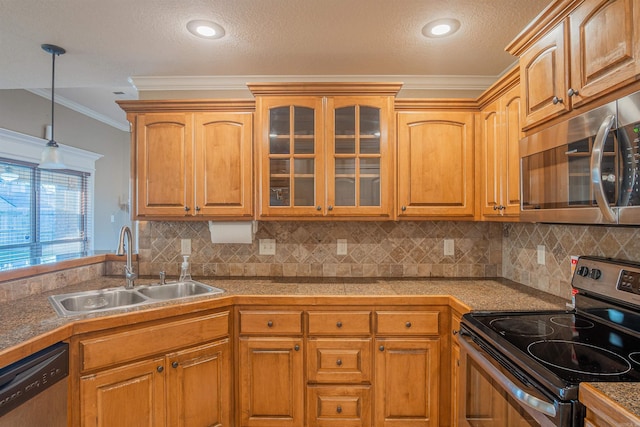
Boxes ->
[27,89,130,132]
[130,74,499,92]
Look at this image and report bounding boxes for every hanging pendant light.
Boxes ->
[38,43,67,169]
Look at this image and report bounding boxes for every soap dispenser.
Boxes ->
[179,255,192,282]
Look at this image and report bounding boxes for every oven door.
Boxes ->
[458,333,576,427]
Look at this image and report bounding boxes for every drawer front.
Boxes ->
[81,311,229,372]
[307,338,372,384]
[376,310,440,335]
[308,311,371,335]
[239,310,303,335]
[307,385,371,427]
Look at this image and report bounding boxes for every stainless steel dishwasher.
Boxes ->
[0,342,69,427]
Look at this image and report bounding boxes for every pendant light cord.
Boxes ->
[50,51,56,146]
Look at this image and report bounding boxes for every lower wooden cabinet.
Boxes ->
[76,310,231,427]
[307,385,372,427]
[374,338,440,427]
[238,337,304,427]
[580,383,640,427]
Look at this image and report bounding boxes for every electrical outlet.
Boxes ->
[337,239,347,255]
[181,239,191,255]
[259,239,276,255]
[444,239,454,256]
[537,245,545,265]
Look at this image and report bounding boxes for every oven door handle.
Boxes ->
[590,114,617,223]
[458,334,557,418]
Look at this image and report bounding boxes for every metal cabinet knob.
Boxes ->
[336,321,343,328]
[184,206,190,212]
[453,329,459,336]
[267,320,273,327]
[336,405,342,414]
[328,205,333,211]
[405,321,412,328]
[552,96,563,105]
[316,205,322,211]
[568,88,579,97]
[157,366,164,373]
[172,361,179,368]
[294,344,300,351]
[401,206,407,211]
[336,359,343,366]
[195,206,201,212]
[379,345,385,352]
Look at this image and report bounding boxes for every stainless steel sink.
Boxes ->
[136,281,222,300]
[49,280,224,317]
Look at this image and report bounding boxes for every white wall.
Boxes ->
[0,89,131,251]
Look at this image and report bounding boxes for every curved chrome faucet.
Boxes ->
[116,226,137,289]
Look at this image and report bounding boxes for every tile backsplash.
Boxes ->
[502,223,640,300]
[137,221,504,279]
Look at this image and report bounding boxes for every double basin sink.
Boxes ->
[49,280,224,317]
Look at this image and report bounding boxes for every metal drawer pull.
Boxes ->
[379,345,385,352]
[294,344,300,351]
[172,361,179,368]
[405,321,412,328]
[267,320,273,327]
[157,366,164,373]
[336,359,342,366]
[336,321,343,328]
[336,405,342,414]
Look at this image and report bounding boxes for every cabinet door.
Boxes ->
[502,86,522,216]
[239,337,304,427]
[135,113,193,217]
[80,357,166,427]
[397,111,475,218]
[569,0,640,107]
[326,96,394,218]
[479,101,502,217]
[166,339,231,427]
[374,338,440,427]
[520,22,570,129]
[194,112,253,218]
[258,96,325,217]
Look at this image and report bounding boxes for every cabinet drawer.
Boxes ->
[81,311,229,372]
[307,338,372,384]
[307,385,371,427]
[308,311,371,335]
[376,310,440,335]
[239,310,303,335]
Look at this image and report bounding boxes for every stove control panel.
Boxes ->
[573,256,640,306]
[619,270,640,295]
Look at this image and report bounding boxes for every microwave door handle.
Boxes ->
[590,114,618,223]
[458,335,557,418]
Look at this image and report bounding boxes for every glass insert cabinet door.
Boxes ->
[326,97,391,216]
[261,97,325,216]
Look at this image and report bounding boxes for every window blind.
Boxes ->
[0,158,92,271]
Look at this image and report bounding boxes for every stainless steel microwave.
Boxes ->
[520,91,640,224]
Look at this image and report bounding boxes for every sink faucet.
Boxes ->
[116,226,137,289]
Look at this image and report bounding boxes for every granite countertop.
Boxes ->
[0,275,637,420]
[585,383,640,420]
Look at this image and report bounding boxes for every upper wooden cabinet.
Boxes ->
[478,69,522,219]
[117,100,254,220]
[249,83,400,220]
[509,0,640,130]
[396,102,477,219]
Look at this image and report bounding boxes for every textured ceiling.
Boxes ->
[0,0,550,130]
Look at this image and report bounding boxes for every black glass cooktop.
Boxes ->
[465,310,640,385]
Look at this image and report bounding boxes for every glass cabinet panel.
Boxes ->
[333,105,382,207]
[268,105,316,207]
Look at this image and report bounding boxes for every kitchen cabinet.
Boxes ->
[579,383,640,427]
[396,104,476,219]
[117,100,254,220]
[307,310,372,427]
[250,83,400,219]
[510,0,640,130]
[374,310,441,427]
[478,69,522,219]
[237,310,304,427]
[77,310,231,427]
[450,310,462,427]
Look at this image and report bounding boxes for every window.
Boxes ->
[0,159,92,271]
[0,127,101,272]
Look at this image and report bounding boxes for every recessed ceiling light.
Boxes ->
[422,19,461,38]
[186,20,225,39]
